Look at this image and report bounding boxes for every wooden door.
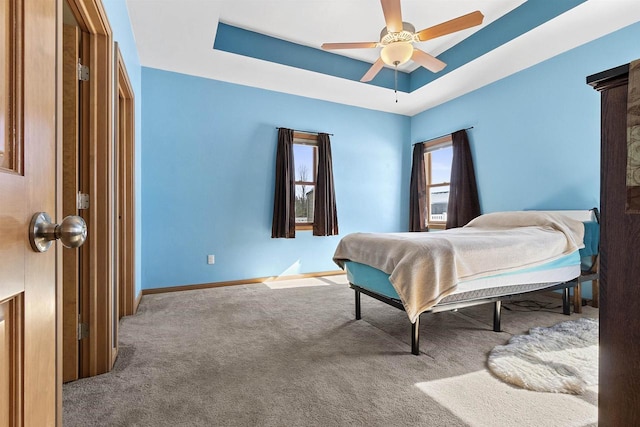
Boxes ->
[1,0,58,425]
[62,23,81,383]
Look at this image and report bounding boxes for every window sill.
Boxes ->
[296,224,313,231]
[428,223,446,231]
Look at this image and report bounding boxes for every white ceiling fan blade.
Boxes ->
[411,48,446,73]
[360,58,385,82]
[321,42,378,50]
[380,0,403,33]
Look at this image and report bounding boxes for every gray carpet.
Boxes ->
[63,275,599,426]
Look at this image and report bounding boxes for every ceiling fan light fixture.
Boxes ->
[380,42,413,66]
[322,3,484,93]
[379,22,416,44]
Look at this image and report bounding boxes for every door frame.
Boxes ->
[115,44,136,319]
[65,0,118,377]
[61,21,81,384]
[64,0,138,379]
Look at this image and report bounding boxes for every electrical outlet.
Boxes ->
[207,254,215,265]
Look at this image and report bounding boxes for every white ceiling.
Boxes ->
[126,0,640,116]
[217,0,525,72]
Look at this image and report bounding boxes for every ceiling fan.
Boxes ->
[321,0,484,83]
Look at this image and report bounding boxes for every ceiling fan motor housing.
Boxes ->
[380,22,416,45]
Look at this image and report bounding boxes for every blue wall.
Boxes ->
[142,69,410,289]
[141,20,640,292]
[412,21,640,214]
[411,21,640,300]
[103,0,143,298]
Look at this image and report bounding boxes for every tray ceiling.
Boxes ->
[127,0,640,116]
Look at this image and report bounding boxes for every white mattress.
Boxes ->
[344,209,595,310]
[443,209,590,300]
[451,264,581,296]
[345,251,582,304]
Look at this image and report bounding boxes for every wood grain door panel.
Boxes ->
[1,0,58,424]
[0,296,23,427]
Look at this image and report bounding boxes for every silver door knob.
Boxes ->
[29,212,87,253]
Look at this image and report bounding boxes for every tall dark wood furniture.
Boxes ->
[588,63,640,425]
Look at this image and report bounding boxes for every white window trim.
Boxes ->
[423,135,453,229]
[293,133,318,230]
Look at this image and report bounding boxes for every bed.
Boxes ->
[333,209,600,355]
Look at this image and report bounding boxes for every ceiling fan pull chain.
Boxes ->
[394,64,398,103]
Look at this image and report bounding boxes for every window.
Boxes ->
[423,136,453,229]
[272,128,338,238]
[293,132,318,230]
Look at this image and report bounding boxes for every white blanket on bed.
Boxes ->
[333,211,585,323]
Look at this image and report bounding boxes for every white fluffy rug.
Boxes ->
[488,317,598,394]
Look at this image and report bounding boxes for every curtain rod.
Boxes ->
[412,127,474,146]
[276,127,334,136]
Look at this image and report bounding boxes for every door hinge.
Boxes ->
[77,192,89,210]
[78,322,89,340]
[78,61,89,81]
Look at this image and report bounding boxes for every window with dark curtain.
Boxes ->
[271,128,296,238]
[446,129,480,229]
[313,133,339,236]
[293,135,318,229]
[409,142,428,231]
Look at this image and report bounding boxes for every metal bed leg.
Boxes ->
[493,301,502,332]
[562,287,571,315]
[355,289,361,320]
[411,316,420,355]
